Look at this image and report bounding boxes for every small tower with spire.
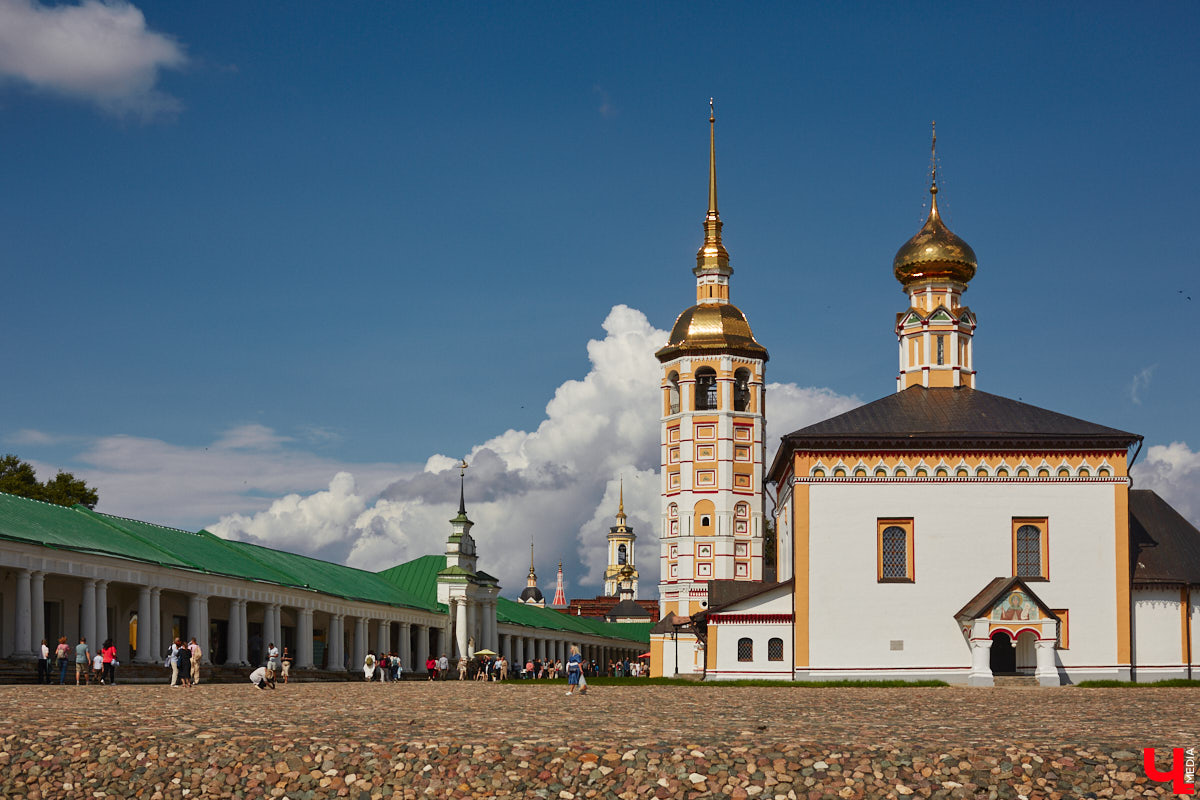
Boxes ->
[551,561,567,609]
[518,540,546,607]
[603,478,639,598]
[654,102,769,631]
[893,123,980,391]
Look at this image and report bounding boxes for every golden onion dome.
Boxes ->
[655,303,769,362]
[893,185,978,287]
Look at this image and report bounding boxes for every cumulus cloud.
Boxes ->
[0,0,186,119]
[1132,441,1200,525]
[211,304,861,595]
[21,425,417,531]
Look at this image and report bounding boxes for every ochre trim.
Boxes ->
[1114,485,1131,664]
[793,483,809,668]
[710,614,794,624]
[1182,586,1190,664]
[1012,517,1050,580]
[706,626,718,671]
[1051,608,1070,649]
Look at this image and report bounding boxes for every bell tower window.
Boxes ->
[733,368,751,411]
[695,367,718,410]
[617,543,627,565]
[667,371,680,415]
[936,336,945,365]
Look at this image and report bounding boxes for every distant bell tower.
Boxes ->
[603,479,639,598]
[654,102,769,627]
[893,123,980,391]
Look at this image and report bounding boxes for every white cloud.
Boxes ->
[28,426,417,532]
[0,0,186,119]
[1130,365,1157,405]
[1132,441,1200,525]
[211,304,861,595]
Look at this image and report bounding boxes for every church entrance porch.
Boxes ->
[958,577,1062,687]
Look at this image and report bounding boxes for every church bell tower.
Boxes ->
[655,103,769,624]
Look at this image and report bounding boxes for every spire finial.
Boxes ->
[696,98,730,275]
[708,98,718,215]
[616,476,627,525]
[930,120,938,194]
[457,459,468,516]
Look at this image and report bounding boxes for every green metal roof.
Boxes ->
[496,597,649,644]
[0,491,437,612]
[377,554,445,605]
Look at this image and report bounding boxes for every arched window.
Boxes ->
[767,638,783,661]
[695,367,718,410]
[617,543,627,565]
[1015,524,1043,578]
[733,368,751,411]
[737,638,753,662]
[667,371,680,415]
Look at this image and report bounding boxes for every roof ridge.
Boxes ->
[75,506,205,570]
[93,509,201,536]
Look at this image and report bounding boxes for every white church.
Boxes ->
[650,118,1200,685]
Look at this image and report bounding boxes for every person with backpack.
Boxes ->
[55,637,70,684]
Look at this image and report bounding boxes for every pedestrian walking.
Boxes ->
[37,639,49,684]
[281,648,292,684]
[565,645,585,696]
[75,637,90,685]
[101,638,117,685]
[188,637,202,685]
[55,637,70,684]
[176,642,192,688]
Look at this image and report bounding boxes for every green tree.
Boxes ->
[0,454,99,509]
[763,518,776,572]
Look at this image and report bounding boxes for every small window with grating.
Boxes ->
[877,520,914,582]
[767,638,783,661]
[1013,519,1048,580]
[737,637,753,662]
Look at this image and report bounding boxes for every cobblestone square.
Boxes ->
[1,682,1190,798]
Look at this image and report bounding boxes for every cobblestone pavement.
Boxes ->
[1,683,1191,798]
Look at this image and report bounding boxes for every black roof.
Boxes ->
[604,599,652,621]
[1131,490,1200,585]
[518,586,544,603]
[771,386,1140,477]
[954,576,1060,622]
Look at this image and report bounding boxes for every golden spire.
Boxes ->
[528,539,536,578]
[616,477,627,526]
[695,98,731,276]
[928,120,941,220]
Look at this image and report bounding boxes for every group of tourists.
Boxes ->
[362,650,407,681]
[163,636,206,687]
[36,636,118,685]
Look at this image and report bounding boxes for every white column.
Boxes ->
[198,595,210,663]
[95,579,109,646]
[354,616,367,666]
[31,571,45,656]
[455,600,468,659]
[225,599,240,667]
[1035,639,1060,687]
[149,588,162,658]
[188,594,202,645]
[514,636,523,668]
[465,602,475,655]
[435,625,447,662]
[237,600,249,665]
[399,622,412,670]
[136,586,153,663]
[13,569,34,659]
[415,624,429,671]
[81,578,97,651]
[329,614,343,671]
[297,608,314,669]
[376,619,389,655]
[967,638,994,687]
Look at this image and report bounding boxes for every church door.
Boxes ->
[989,631,1016,675]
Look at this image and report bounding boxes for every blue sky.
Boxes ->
[2,1,1198,594]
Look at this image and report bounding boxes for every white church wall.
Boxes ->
[1133,586,1188,681]
[1192,589,1200,677]
[709,622,792,679]
[799,480,1125,683]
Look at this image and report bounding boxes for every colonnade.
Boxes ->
[497,630,643,674]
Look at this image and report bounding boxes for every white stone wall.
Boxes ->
[707,585,793,680]
[1133,586,1188,681]
[800,480,1124,682]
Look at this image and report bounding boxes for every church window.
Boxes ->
[700,515,711,527]
[617,544,627,565]
[667,372,680,415]
[937,336,945,365]
[695,367,718,410]
[734,368,751,411]
[767,638,784,661]
[877,520,914,582]
[1013,520,1048,580]
[737,638,753,662]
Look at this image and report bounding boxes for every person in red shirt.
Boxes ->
[425,656,438,680]
[101,639,118,686]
